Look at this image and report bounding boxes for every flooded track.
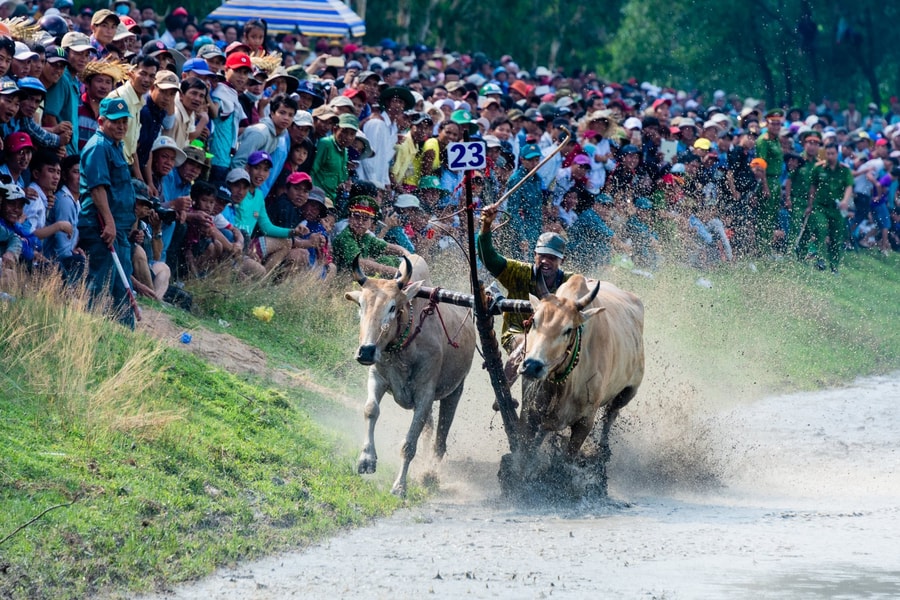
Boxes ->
[138,371,900,599]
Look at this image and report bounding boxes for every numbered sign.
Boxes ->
[447,141,487,172]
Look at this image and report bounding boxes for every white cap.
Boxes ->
[394,194,421,209]
[482,134,501,148]
[226,167,251,183]
[293,110,313,127]
[150,136,187,166]
[624,117,643,130]
[13,42,38,61]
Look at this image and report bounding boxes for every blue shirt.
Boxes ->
[79,129,135,230]
[567,208,615,266]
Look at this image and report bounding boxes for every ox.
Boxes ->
[344,254,476,496]
[516,274,644,482]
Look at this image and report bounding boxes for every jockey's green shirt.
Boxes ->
[476,228,573,349]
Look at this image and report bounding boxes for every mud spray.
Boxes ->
[331,250,779,506]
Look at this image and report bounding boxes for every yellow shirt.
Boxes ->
[106,82,144,165]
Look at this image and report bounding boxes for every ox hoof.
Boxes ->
[390,483,407,497]
[357,455,377,475]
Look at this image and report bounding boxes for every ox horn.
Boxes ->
[396,255,412,289]
[534,269,551,300]
[575,281,601,310]
[351,254,368,286]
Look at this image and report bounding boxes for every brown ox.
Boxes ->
[518,274,644,466]
[345,254,476,496]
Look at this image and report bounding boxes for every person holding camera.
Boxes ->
[130,179,171,301]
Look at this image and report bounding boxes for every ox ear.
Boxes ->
[528,293,542,310]
[345,290,362,305]
[580,306,606,321]
[403,279,424,302]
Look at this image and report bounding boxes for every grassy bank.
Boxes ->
[1,250,898,598]
[0,280,399,600]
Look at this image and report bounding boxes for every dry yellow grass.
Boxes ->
[0,273,182,441]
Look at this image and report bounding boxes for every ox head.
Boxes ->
[344,254,424,365]
[519,274,605,381]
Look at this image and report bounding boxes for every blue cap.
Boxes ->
[634,196,653,210]
[247,150,272,166]
[596,193,614,205]
[183,58,214,76]
[520,143,541,160]
[620,144,640,155]
[100,97,131,120]
[15,77,46,95]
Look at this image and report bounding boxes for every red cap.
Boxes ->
[286,172,312,186]
[876,138,888,146]
[6,132,33,153]
[652,98,672,109]
[172,6,188,16]
[343,88,367,103]
[225,41,251,55]
[225,52,252,70]
[343,43,358,55]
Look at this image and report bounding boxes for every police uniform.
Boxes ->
[78,97,137,328]
[809,160,853,271]
[755,109,785,246]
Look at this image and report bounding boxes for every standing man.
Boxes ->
[784,130,823,257]
[755,108,785,250]
[106,54,159,183]
[505,143,544,259]
[807,143,853,274]
[78,97,137,328]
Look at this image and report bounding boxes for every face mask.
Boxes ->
[244,91,260,102]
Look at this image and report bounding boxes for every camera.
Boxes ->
[154,204,177,225]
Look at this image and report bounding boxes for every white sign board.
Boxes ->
[447,141,487,172]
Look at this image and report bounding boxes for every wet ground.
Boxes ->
[136,368,900,600]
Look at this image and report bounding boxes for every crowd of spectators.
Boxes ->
[1,3,899,326]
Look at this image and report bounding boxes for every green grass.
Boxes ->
[0,280,400,599]
[1,249,898,598]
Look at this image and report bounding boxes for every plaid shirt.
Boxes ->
[77,92,98,152]
[14,117,61,149]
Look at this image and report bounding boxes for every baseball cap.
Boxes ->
[197,44,225,60]
[307,187,331,210]
[247,150,273,166]
[5,132,32,153]
[482,134,501,148]
[535,231,566,258]
[15,77,46,95]
[61,32,93,52]
[693,138,711,150]
[0,182,29,203]
[154,70,180,90]
[225,41,252,55]
[572,154,591,166]
[90,8,119,26]
[141,40,171,58]
[45,47,69,64]
[150,136,187,165]
[13,42,38,61]
[226,167,251,184]
[406,111,432,126]
[182,58,214,76]
[293,110,313,128]
[0,81,19,96]
[750,157,768,170]
[520,143,541,160]
[99,97,130,120]
[225,52,252,70]
[215,185,232,203]
[624,117,643,130]
[394,194,421,209]
[286,171,312,186]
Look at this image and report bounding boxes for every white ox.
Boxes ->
[345,254,476,496]
[518,274,644,466]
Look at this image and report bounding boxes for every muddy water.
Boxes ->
[138,369,900,600]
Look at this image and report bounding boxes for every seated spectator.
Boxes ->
[1,132,32,189]
[0,182,45,272]
[45,154,85,285]
[129,179,171,300]
[627,196,660,269]
[26,150,75,245]
[15,76,70,152]
[332,196,409,275]
[269,171,312,229]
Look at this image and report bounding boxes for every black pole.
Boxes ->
[463,129,521,453]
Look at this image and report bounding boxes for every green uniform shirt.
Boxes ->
[789,161,816,206]
[332,228,399,270]
[811,163,853,209]
[311,136,348,201]
[755,134,784,179]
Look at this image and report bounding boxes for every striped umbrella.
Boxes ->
[206,0,365,38]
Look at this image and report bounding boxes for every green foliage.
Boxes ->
[0,283,400,600]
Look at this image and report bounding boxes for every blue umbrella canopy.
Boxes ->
[207,0,365,38]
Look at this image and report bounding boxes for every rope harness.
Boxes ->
[386,287,462,353]
[520,316,583,385]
